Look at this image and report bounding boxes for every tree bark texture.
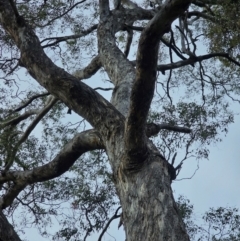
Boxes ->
[0,210,22,241]
[0,0,192,240]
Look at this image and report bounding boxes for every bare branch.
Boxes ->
[160,37,187,62]
[98,206,121,241]
[126,25,188,65]
[171,152,177,166]
[0,110,38,128]
[157,52,240,72]
[37,1,87,28]
[177,20,195,57]
[94,87,113,91]
[124,28,133,57]
[192,0,218,7]
[176,160,200,181]
[41,24,98,48]
[187,11,216,23]
[16,97,57,146]
[12,92,49,112]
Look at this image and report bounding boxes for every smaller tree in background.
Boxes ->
[177,196,240,241]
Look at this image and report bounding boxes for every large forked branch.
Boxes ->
[124,0,192,163]
[0,0,123,138]
[0,129,104,209]
[98,1,154,116]
[98,0,135,116]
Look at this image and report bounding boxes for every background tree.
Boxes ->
[177,196,240,241]
[0,0,240,240]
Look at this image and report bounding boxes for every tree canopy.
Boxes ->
[0,0,240,240]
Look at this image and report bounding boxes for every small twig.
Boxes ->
[176,160,200,181]
[12,92,49,112]
[41,24,98,48]
[37,0,87,28]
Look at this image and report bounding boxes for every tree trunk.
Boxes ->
[107,138,190,241]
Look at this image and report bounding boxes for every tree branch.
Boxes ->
[157,52,240,73]
[73,55,102,80]
[187,10,216,23]
[124,28,133,57]
[124,0,192,165]
[12,92,49,112]
[98,3,136,116]
[4,96,58,172]
[0,129,104,209]
[192,0,218,7]
[0,110,38,128]
[123,24,187,62]
[41,24,98,48]
[37,0,87,28]
[146,123,192,137]
[98,206,121,241]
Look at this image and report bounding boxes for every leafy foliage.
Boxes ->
[177,196,240,241]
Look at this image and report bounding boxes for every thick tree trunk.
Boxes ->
[113,150,189,241]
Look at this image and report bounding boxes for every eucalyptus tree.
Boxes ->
[0,0,240,241]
